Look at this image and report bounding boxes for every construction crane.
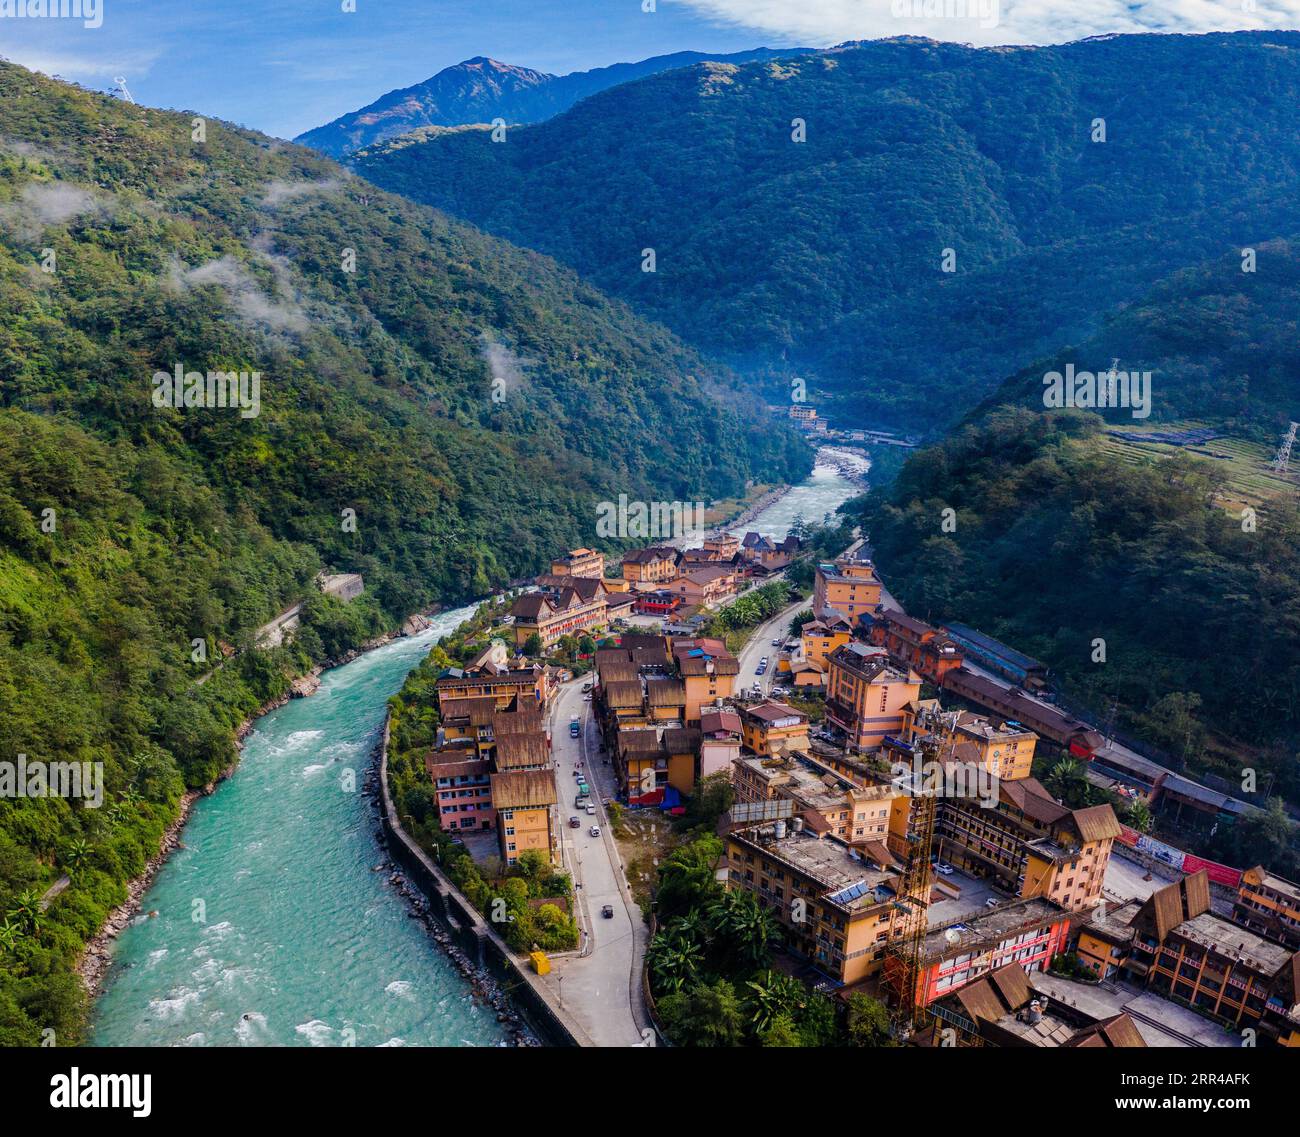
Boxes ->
[882,747,939,1041]
[1271,421,1298,473]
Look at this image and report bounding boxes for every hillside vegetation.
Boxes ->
[354,33,1300,430]
[0,62,806,1044]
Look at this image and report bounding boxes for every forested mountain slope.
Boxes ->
[0,62,806,1043]
[354,32,1300,429]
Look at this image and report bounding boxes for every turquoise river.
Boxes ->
[89,451,865,1046]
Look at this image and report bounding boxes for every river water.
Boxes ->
[89,450,864,1047]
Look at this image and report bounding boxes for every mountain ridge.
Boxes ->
[295,47,815,157]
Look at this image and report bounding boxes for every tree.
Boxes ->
[710,889,778,970]
[659,979,745,1047]
[522,633,543,658]
[845,992,891,1046]
[1044,758,1089,806]
[744,969,807,1034]
[759,1012,802,1047]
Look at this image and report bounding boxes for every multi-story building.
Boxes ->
[702,533,741,558]
[491,770,557,866]
[550,547,605,579]
[914,898,1073,1008]
[509,584,608,649]
[738,701,811,757]
[426,747,495,832]
[669,566,736,608]
[942,711,1038,782]
[724,824,924,984]
[699,709,743,779]
[621,546,679,584]
[911,767,1120,914]
[799,615,853,671]
[671,637,740,723]
[435,661,547,712]
[812,541,881,622]
[825,642,922,750]
[1074,899,1140,980]
[930,962,1147,1048]
[864,610,964,687]
[1234,866,1300,950]
[731,750,901,846]
[1125,873,1300,1046]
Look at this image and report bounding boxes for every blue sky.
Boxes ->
[1,0,1297,140]
[0,1,783,139]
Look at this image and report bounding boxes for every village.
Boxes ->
[404,534,1300,1049]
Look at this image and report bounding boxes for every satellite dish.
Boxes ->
[944,928,961,946]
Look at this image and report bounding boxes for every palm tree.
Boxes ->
[648,931,702,994]
[0,918,21,954]
[744,970,806,1034]
[7,888,44,934]
[61,838,90,877]
[1045,758,1088,805]
[708,890,779,969]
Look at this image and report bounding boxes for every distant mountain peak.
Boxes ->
[295,45,814,158]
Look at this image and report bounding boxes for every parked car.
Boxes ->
[582,682,593,692]
[934,863,955,876]
[585,803,597,815]
[569,816,580,828]
[569,722,580,737]
[583,693,592,702]
[601,904,614,919]
[589,825,601,837]
[771,638,781,646]
[985,897,1000,908]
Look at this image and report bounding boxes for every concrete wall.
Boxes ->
[378,711,584,1047]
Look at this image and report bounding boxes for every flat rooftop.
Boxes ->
[1175,912,1292,974]
[733,828,898,914]
[922,897,1066,963]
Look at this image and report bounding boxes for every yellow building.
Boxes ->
[491,770,557,866]
[550,548,605,579]
[671,638,739,723]
[738,701,811,757]
[825,643,921,750]
[509,585,607,649]
[621,546,679,584]
[800,615,853,670]
[731,751,901,845]
[943,711,1038,782]
[725,826,923,985]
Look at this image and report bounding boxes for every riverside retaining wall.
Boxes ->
[377,712,586,1047]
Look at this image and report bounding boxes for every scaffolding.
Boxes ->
[883,767,937,1040]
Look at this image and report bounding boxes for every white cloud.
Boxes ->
[672,0,1300,47]
[168,255,310,335]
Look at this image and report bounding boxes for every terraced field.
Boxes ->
[1099,423,1300,513]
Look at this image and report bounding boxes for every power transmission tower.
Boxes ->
[1271,421,1298,473]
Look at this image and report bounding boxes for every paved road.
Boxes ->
[735,595,811,700]
[540,679,648,1047]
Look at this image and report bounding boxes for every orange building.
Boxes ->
[943,711,1038,782]
[669,566,736,608]
[509,584,607,649]
[1234,866,1300,951]
[738,701,811,757]
[813,542,881,621]
[621,546,679,584]
[799,615,853,670]
[825,642,922,750]
[865,610,964,687]
[671,638,740,723]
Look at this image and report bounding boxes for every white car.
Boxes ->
[934,863,955,876]
[985,897,1000,909]
[585,803,597,815]
[589,825,601,837]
